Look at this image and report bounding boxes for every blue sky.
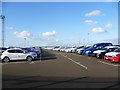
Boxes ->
[1,2,118,47]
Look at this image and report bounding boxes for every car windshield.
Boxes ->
[114,48,120,52]
[102,48,108,50]
[89,44,101,49]
[89,45,96,49]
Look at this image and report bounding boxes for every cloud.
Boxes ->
[13,30,33,39]
[92,27,106,33]
[85,10,103,17]
[6,26,14,30]
[105,24,113,28]
[42,30,57,36]
[85,20,98,25]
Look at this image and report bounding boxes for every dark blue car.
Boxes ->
[83,43,113,56]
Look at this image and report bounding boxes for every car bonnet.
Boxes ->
[105,52,120,56]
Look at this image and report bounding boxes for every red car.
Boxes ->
[20,48,40,57]
[104,48,120,63]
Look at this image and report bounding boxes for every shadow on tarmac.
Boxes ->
[2,75,119,89]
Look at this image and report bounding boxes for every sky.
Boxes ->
[0,1,119,47]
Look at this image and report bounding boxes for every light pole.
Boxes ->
[87,33,89,45]
[0,15,5,47]
[24,37,26,47]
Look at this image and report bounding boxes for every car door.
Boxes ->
[15,50,27,60]
[7,50,16,60]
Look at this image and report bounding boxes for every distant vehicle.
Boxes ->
[104,48,120,63]
[93,46,119,59]
[65,46,84,53]
[20,47,40,57]
[60,47,70,52]
[76,45,91,55]
[83,43,113,56]
[52,47,61,51]
[1,49,37,62]
[64,47,73,53]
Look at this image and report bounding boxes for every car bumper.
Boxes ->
[104,56,119,62]
[83,52,92,56]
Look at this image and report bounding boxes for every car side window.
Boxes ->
[8,50,15,53]
[15,50,24,53]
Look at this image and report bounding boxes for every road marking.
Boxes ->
[29,61,35,64]
[98,61,120,67]
[60,54,87,69]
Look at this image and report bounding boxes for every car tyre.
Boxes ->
[26,56,33,62]
[3,57,10,62]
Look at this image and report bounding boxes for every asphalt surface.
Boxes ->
[2,49,120,89]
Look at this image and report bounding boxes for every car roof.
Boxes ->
[104,46,119,48]
[7,48,23,51]
[94,43,112,45]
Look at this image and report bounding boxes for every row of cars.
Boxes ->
[0,47,41,62]
[49,43,120,63]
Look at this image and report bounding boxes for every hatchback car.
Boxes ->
[1,49,37,62]
[104,48,120,62]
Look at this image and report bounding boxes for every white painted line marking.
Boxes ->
[60,54,87,69]
[29,61,35,64]
[98,61,120,67]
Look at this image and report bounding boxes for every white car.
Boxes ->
[1,49,37,62]
[92,46,119,57]
[76,45,91,54]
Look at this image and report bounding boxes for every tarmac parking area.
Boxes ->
[1,49,119,89]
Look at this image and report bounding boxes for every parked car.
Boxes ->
[65,47,73,53]
[52,47,61,51]
[76,45,91,55]
[20,47,40,57]
[1,49,37,62]
[104,48,120,63]
[93,46,119,59]
[83,43,113,56]
[60,47,70,52]
[65,46,84,53]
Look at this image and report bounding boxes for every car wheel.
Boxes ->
[3,57,10,62]
[26,56,33,61]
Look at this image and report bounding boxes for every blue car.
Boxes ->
[83,43,113,56]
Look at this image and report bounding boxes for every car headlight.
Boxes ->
[86,51,91,53]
